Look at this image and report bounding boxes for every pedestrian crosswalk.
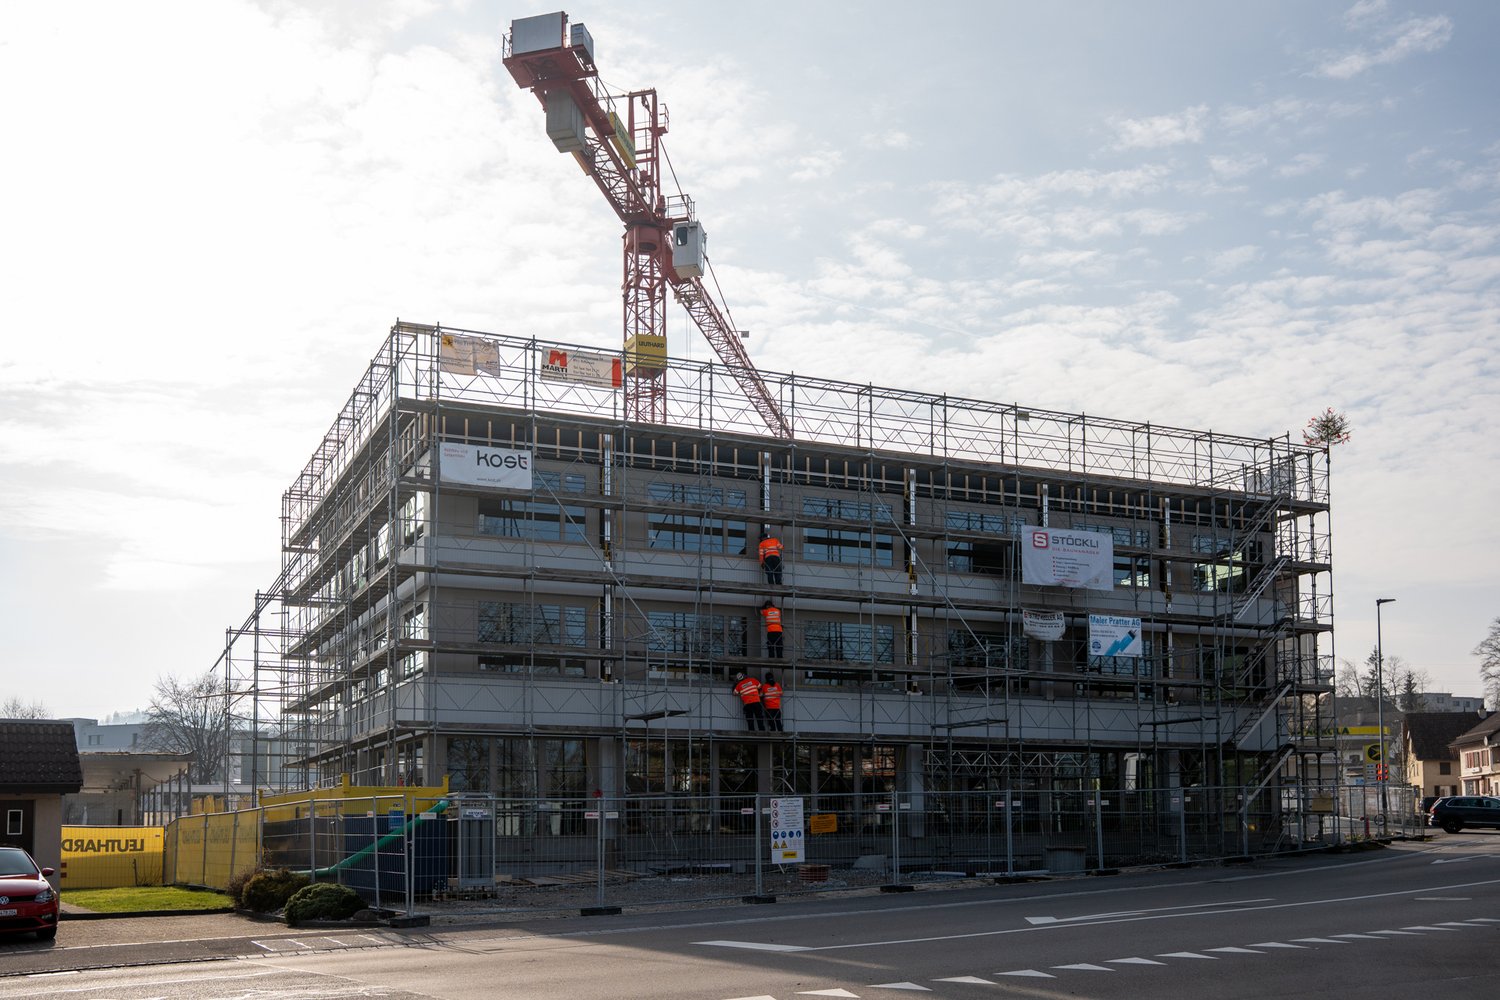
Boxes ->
[714,917,1500,999]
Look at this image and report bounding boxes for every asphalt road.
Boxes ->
[3,834,1497,999]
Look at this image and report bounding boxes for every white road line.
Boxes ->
[12,970,281,995]
[1332,933,1386,940]
[726,878,1500,954]
[1108,957,1166,965]
[798,990,860,997]
[1205,947,1263,954]
[866,983,930,991]
[1248,942,1306,949]
[1370,929,1422,935]
[1437,920,1489,926]
[937,975,998,983]
[1025,900,1272,926]
[1158,951,1218,959]
[696,940,812,951]
[993,971,1054,979]
[1290,937,1350,944]
[723,995,777,1000]
[1053,963,1113,971]
[1402,926,1458,931]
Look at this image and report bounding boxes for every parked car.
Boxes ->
[1427,795,1500,834]
[0,847,60,941]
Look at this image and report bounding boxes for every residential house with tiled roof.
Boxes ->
[1402,712,1487,802]
[0,719,85,875]
[1453,712,1500,796]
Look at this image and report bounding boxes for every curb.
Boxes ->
[62,907,236,921]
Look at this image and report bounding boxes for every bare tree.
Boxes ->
[1475,616,1500,710]
[141,670,238,785]
[2,697,50,719]
[1334,657,1364,699]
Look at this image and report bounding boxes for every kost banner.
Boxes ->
[439,443,534,489]
[1020,526,1114,591]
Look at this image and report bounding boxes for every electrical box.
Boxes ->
[570,21,595,65]
[671,222,705,279]
[545,90,586,153]
[510,12,565,55]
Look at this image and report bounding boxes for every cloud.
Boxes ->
[1277,153,1328,178]
[1206,245,1263,276]
[1315,12,1452,80]
[1209,153,1269,179]
[861,130,914,150]
[1108,104,1209,150]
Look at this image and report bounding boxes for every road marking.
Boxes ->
[1402,925,1457,931]
[1108,957,1166,965]
[866,983,930,991]
[1205,947,1263,954]
[1437,920,1489,926]
[799,990,860,997]
[993,971,1055,978]
[1332,933,1385,940]
[697,940,812,952]
[723,995,778,1000]
[1290,937,1349,944]
[937,975,997,984]
[1158,951,1218,959]
[1025,900,1272,925]
[1053,963,1113,971]
[1370,929,1422,935]
[1248,942,1306,949]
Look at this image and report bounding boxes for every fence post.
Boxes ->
[1093,783,1104,871]
[754,793,764,898]
[595,795,606,909]
[228,810,238,889]
[1004,783,1015,878]
[372,796,382,912]
[1178,793,1187,864]
[882,789,907,890]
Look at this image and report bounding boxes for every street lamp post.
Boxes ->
[1376,597,1396,817]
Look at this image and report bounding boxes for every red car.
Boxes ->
[0,847,59,941]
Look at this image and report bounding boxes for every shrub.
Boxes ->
[284,882,365,926]
[241,868,311,913]
[225,864,262,909]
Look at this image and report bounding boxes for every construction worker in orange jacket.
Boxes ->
[760,600,784,659]
[761,671,784,731]
[732,670,765,730]
[757,527,784,584]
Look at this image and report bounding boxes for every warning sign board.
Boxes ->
[769,797,805,864]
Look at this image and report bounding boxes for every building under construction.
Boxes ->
[224,319,1337,846]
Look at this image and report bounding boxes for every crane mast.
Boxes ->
[503,11,793,439]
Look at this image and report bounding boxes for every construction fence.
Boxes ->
[133,783,1423,914]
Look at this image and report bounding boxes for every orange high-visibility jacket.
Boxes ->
[734,676,762,704]
[760,606,783,632]
[758,536,784,563]
[761,682,783,710]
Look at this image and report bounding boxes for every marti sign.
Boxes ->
[439,443,534,490]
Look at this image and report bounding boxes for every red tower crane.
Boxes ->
[502,12,793,439]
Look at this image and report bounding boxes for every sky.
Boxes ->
[3,0,1498,718]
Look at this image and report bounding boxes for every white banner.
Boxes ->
[539,347,622,388]
[438,333,503,375]
[1088,614,1142,657]
[439,443,533,490]
[1020,526,1114,591]
[1022,609,1066,641]
[769,796,805,864]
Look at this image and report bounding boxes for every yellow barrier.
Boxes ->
[164,811,262,890]
[60,827,165,889]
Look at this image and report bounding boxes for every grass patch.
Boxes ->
[65,886,233,913]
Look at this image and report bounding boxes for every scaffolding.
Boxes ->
[219,320,1336,847]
